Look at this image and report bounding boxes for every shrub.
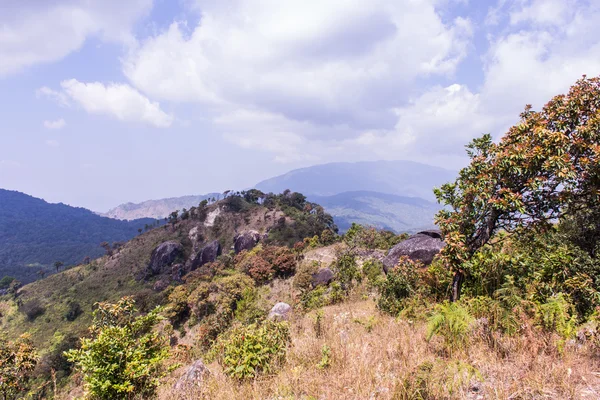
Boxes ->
[213,320,290,380]
[64,301,82,321]
[535,293,578,339]
[20,299,46,321]
[332,252,360,290]
[377,257,421,315]
[65,297,169,399]
[426,302,474,355]
[0,334,37,398]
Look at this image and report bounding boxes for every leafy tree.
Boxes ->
[0,276,14,289]
[54,261,64,273]
[65,297,168,399]
[0,334,37,400]
[436,76,600,301]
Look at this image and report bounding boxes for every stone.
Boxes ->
[268,302,292,320]
[382,232,445,273]
[311,267,335,287]
[152,279,170,292]
[188,226,204,251]
[233,230,261,253]
[146,241,183,277]
[190,240,222,270]
[173,360,210,391]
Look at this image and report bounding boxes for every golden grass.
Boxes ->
[159,298,600,400]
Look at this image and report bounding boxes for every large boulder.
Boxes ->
[190,240,222,270]
[173,360,210,391]
[146,241,183,277]
[311,267,335,287]
[188,226,204,251]
[268,302,292,321]
[383,231,445,273]
[234,230,261,253]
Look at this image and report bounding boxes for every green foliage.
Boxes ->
[377,257,421,315]
[0,276,15,289]
[535,293,578,339]
[332,252,360,290]
[0,334,37,399]
[65,297,169,399]
[426,302,474,354]
[213,320,290,380]
[317,345,331,369]
[344,223,407,250]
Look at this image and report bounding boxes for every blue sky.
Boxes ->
[1,0,600,211]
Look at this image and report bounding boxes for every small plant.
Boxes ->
[0,334,38,399]
[313,309,324,338]
[535,293,578,339]
[213,320,291,380]
[317,345,331,369]
[353,315,377,333]
[426,302,474,355]
[377,257,421,315]
[65,297,169,399]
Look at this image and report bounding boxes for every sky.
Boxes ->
[1,0,600,212]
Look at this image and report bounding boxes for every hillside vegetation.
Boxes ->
[3,77,600,399]
[0,189,156,284]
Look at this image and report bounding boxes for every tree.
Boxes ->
[54,261,64,273]
[66,297,168,399]
[0,334,38,400]
[100,241,113,257]
[435,76,600,301]
[138,228,143,234]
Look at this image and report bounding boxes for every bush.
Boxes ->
[212,320,290,380]
[65,297,169,399]
[20,299,46,321]
[0,334,37,398]
[377,257,421,315]
[64,301,82,321]
[426,302,474,355]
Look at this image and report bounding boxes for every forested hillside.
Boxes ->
[0,189,156,283]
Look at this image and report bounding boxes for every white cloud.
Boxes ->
[43,118,66,130]
[57,79,174,128]
[36,86,70,107]
[124,0,472,129]
[0,0,152,76]
[45,139,60,148]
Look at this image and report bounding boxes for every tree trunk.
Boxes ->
[451,270,465,302]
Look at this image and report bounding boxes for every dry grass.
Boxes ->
[158,298,600,400]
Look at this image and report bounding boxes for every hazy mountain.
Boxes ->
[308,191,441,233]
[0,189,155,283]
[255,160,456,201]
[102,193,220,220]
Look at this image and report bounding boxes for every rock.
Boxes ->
[152,279,170,292]
[173,360,210,391]
[171,263,185,282]
[234,230,261,253]
[190,240,222,270]
[416,229,443,239]
[188,227,204,251]
[146,241,183,277]
[311,267,335,287]
[268,302,292,320]
[383,232,445,273]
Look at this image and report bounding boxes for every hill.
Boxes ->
[255,160,457,201]
[101,193,220,220]
[308,191,441,233]
[0,189,156,283]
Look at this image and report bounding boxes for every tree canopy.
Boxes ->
[435,76,600,299]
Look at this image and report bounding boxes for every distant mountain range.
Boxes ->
[99,160,455,232]
[0,189,155,283]
[308,191,441,233]
[255,160,456,201]
[102,194,220,220]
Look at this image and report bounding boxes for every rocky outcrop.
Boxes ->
[152,279,170,292]
[383,230,444,273]
[173,360,210,391]
[311,267,335,287]
[188,226,204,252]
[190,240,222,271]
[146,241,183,277]
[268,302,292,321]
[234,230,262,253]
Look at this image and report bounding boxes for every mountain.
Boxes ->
[308,191,441,233]
[0,189,155,283]
[255,160,457,201]
[101,193,220,220]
